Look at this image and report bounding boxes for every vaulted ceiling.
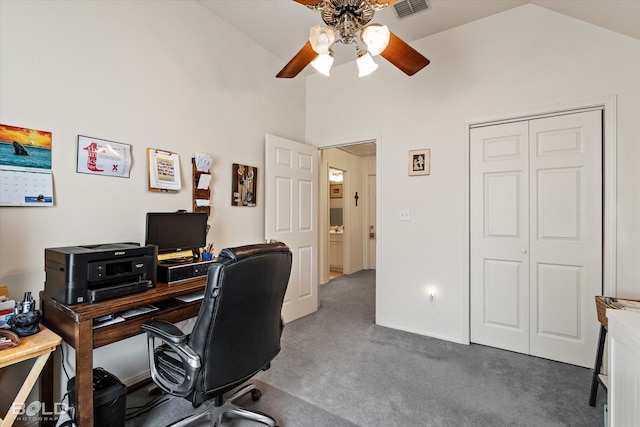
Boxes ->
[200,0,640,70]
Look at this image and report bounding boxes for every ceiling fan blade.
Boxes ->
[276,41,318,78]
[370,0,398,5]
[380,32,430,76]
[293,0,324,6]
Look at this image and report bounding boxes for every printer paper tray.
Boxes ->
[88,280,151,303]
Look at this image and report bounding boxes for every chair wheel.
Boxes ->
[251,389,262,401]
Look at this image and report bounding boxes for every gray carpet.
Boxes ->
[126,270,606,426]
[125,379,356,426]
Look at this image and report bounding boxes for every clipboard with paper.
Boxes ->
[148,148,182,192]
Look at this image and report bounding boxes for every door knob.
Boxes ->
[521,249,527,254]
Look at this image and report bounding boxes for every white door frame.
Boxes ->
[365,172,376,270]
[311,132,383,319]
[462,95,617,344]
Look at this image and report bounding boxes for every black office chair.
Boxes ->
[142,242,292,427]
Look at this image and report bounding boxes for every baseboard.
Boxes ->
[376,319,467,345]
[123,369,152,389]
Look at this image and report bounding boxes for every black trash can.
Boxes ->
[68,367,127,427]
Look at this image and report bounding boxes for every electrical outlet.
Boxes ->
[428,292,436,304]
[399,209,411,221]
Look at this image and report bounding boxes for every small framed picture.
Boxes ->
[232,163,257,206]
[329,184,343,198]
[408,149,430,176]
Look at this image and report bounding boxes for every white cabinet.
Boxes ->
[329,233,343,272]
[608,309,640,426]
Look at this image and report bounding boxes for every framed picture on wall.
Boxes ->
[77,135,131,178]
[408,149,430,176]
[330,184,343,198]
[232,163,257,206]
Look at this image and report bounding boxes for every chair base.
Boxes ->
[169,383,277,427]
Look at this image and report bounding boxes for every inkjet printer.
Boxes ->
[44,242,157,305]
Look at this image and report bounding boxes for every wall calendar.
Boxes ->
[0,124,53,206]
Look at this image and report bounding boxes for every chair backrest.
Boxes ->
[188,241,292,404]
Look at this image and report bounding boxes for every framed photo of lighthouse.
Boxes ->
[76,135,131,178]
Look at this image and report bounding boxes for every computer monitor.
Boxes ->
[145,211,208,255]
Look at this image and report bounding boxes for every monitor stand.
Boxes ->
[157,258,216,284]
[162,257,193,264]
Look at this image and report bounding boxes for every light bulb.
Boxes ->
[309,25,337,55]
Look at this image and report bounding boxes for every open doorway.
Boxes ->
[328,167,345,280]
[319,142,377,285]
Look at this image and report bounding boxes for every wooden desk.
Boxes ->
[0,325,62,427]
[40,277,206,427]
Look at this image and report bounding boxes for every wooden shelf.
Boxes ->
[192,158,211,216]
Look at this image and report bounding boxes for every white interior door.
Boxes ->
[528,111,602,367]
[265,134,318,323]
[470,110,602,367]
[470,121,530,354]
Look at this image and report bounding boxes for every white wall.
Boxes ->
[306,5,640,342]
[0,0,305,403]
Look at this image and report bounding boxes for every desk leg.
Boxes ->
[40,353,55,427]
[75,321,94,427]
[589,324,607,407]
[0,353,52,427]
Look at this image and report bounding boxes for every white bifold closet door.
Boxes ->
[470,110,602,368]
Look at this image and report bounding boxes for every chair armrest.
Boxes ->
[142,320,187,344]
[142,319,201,397]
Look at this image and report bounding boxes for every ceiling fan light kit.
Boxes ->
[277,0,430,79]
[356,46,378,77]
[309,25,337,54]
[311,49,335,76]
[360,23,390,56]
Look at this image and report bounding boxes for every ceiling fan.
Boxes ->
[276,0,430,78]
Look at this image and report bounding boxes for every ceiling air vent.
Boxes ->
[392,0,431,20]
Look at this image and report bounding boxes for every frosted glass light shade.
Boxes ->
[311,51,334,76]
[357,52,378,77]
[361,24,390,56]
[309,25,337,55]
